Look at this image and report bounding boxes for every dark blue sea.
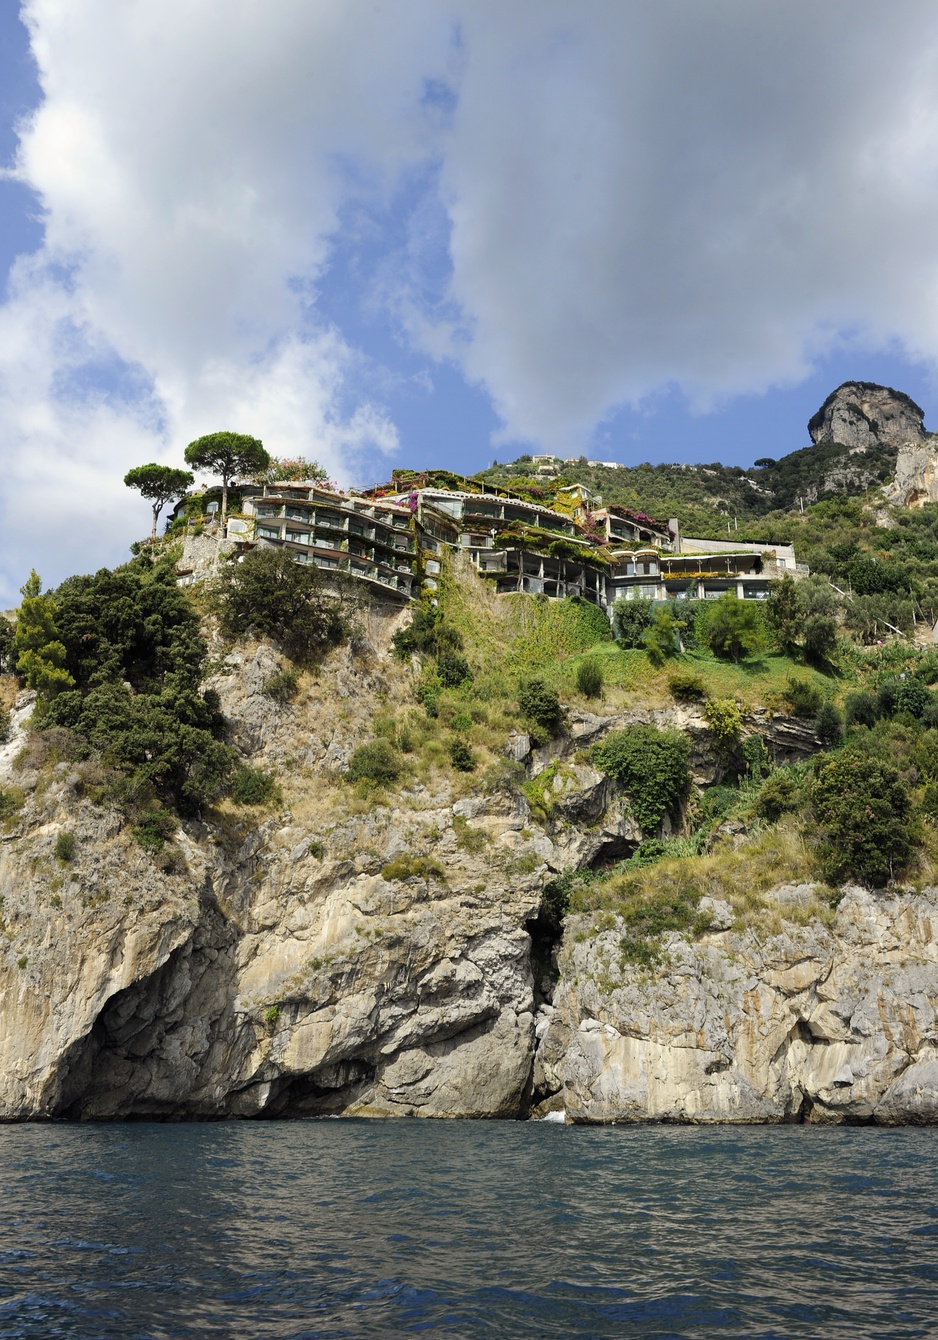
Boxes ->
[0,1120,936,1338]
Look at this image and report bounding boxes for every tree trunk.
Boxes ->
[151,504,159,543]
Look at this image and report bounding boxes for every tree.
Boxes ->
[264,456,334,486]
[211,546,353,665]
[765,575,800,656]
[14,571,75,703]
[642,608,682,666]
[813,750,913,886]
[183,432,270,530]
[123,464,195,542]
[518,678,563,736]
[612,597,654,648]
[591,725,690,832]
[701,593,765,662]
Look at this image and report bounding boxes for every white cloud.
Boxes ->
[1,0,448,597]
[5,0,938,595]
[431,0,938,449]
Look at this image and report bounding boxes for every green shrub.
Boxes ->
[212,545,352,664]
[264,1004,282,1027]
[450,710,473,733]
[704,697,743,748]
[813,750,913,886]
[347,739,402,786]
[518,678,563,735]
[131,807,176,853]
[844,690,878,729]
[575,659,604,699]
[592,725,691,832]
[392,603,461,660]
[618,886,702,967]
[642,608,683,667]
[437,651,473,687]
[611,597,654,648]
[449,738,475,771]
[881,676,930,719]
[700,594,765,662]
[54,832,75,862]
[783,675,823,718]
[262,666,299,702]
[741,733,769,781]
[753,769,803,822]
[380,854,445,882]
[307,839,325,859]
[415,677,441,717]
[229,766,282,806]
[668,669,707,701]
[814,702,844,747]
[919,781,938,823]
[0,786,25,820]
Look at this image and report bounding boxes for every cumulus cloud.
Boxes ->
[5,0,938,592]
[433,0,938,449]
[1,0,447,596]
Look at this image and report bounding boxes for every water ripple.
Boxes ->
[0,1123,935,1337]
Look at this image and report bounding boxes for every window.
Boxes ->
[257,526,281,540]
[285,530,309,544]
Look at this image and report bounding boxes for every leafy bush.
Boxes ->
[741,733,769,781]
[131,807,176,853]
[449,738,475,771]
[212,546,352,665]
[844,690,878,729]
[229,766,282,807]
[814,702,844,747]
[262,666,299,702]
[380,854,445,882]
[347,740,402,786]
[704,697,743,748]
[642,608,682,666]
[782,675,823,718]
[518,678,563,735]
[611,597,654,648]
[575,659,603,698]
[54,832,75,862]
[668,669,707,701]
[880,676,930,719]
[437,651,473,687]
[0,786,25,820]
[36,555,234,814]
[392,603,462,659]
[813,750,913,886]
[700,594,765,662]
[592,725,691,832]
[752,769,804,822]
[618,887,702,968]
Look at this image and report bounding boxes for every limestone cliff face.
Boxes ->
[884,436,938,508]
[808,381,926,452]
[535,886,938,1125]
[0,641,936,1125]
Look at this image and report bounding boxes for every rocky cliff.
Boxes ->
[1,635,936,1125]
[807,380,926,452]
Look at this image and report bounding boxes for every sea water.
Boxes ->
[0,1120,936,1338]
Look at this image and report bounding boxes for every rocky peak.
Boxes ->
[808,381,926,452]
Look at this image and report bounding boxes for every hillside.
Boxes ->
[474,380,930,535]
[1,517,938,1123]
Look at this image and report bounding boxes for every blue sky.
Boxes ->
[2,1,938,597]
